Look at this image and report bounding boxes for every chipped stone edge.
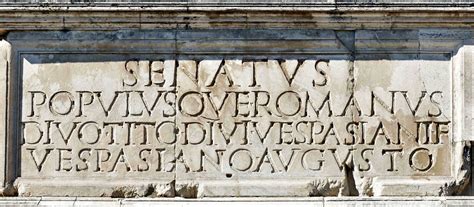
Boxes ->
[452,44,472,194]
[175,177,349,198]
[0,39,11,196]
[14,178,176,198]
[366,39,472,197]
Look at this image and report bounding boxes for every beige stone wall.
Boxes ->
[0,7,472,198]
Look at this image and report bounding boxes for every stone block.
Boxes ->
[18,54,176,197]
[0,40,9,195]
[1,29,470,197]
[0,197,40,206]
[445,197,474,207]
[324,197,444,207]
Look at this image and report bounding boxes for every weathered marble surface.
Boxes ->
[0,7,474,32]
[0,0,471,4]
[0,29,465,197]
[0,40,8,196]
[1,197,474,207]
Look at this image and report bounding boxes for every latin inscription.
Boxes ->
[21,56,452,179]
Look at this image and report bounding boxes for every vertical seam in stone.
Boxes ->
[335,30,357,195]
[36,197,42,206]
[173,24,178,197]
[3,49,7,193]
[348,30,357,196]
[72,197,77,207]
[417,30,427,90]
[12,49,19,194]
[0,40,7,193]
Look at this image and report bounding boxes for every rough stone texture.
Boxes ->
[175,58,351,197]
[19,55,176,197]
[1,197,474,206]
[0,40,9,196]
[0,0,471,5]
[0,3,470,199]
[0,28,468,197]
[0,7,473,31]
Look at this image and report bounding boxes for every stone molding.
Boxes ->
[0,196,474,206]
[0,7,473,31]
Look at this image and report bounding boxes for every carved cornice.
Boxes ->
[0,7,473,31]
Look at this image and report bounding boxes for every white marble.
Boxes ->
[0,28,470,197]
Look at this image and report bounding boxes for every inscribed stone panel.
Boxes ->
[19,54,176,196]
